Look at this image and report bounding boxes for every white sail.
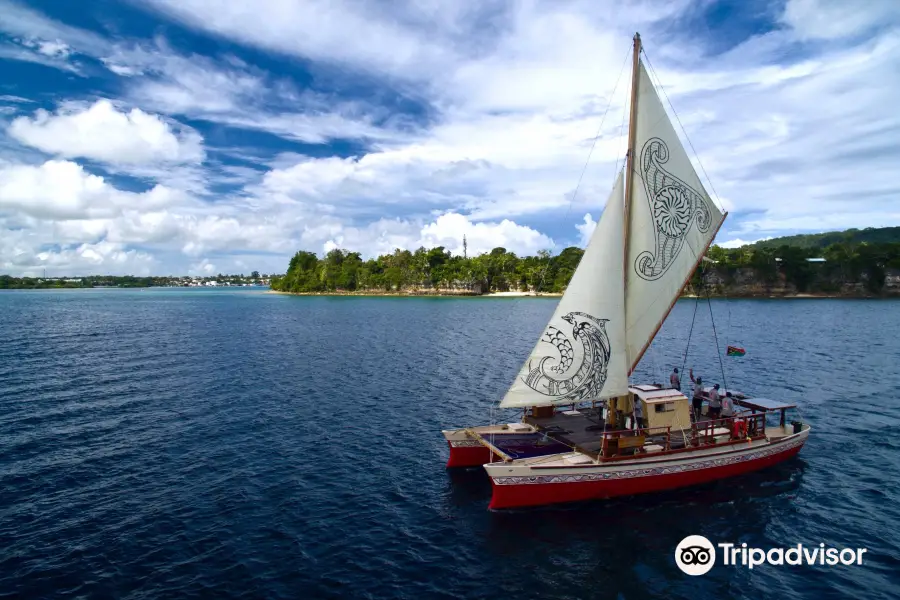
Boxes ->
[625,60,727,371]
[499,170,629,408]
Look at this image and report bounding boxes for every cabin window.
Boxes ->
[655,402,675,413]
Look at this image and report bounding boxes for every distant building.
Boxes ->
[774,257,826,262]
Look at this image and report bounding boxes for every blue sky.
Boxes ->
[1,0,898,276]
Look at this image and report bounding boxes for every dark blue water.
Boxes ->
[1,289,898,599]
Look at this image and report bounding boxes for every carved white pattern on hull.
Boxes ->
[491,437,806,485]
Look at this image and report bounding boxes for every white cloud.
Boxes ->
[137,0,460,80]
[717,238,772,249]
[780,0,900,41]
[0,42,80,74]
[0,2,393,146]
[0,227,158,276]
[29,38,71,58]
[9,99,205,166]
[0,160,185,220]
[188,258,217,276]
[576,213,596,247]
[3,0,900,277]
[420,212,553,256]
[0,0,109,56]
[316,212,554,259]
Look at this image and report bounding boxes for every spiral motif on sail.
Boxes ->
[654,187,691,238]
[521,312,611,403]
[634,137,713,281]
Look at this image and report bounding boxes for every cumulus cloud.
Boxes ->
[0,160,187,220]
[318,212,554,259]
[2,0,900,277]
[576,213,597,247]
[0,227,158,276]
[9,99,205,165]
[188,258,217,276]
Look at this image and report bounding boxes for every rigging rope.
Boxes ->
[703,271,730,392]
[679,288,702,385]
[534,46,631,294]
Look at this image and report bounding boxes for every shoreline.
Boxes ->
[268,290,898,299]
[266,290,564,298]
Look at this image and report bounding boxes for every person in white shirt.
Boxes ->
[708,384,722,420]
[633,397,644,430]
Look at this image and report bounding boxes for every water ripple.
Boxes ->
[1,291,899,599]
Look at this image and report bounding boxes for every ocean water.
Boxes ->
[0,288,898,599]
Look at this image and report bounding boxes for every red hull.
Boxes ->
[488,441,804,510]
[446,441,495,468]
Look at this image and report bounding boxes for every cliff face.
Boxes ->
[686,266,900,298]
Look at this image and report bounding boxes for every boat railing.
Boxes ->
[599,413,769,459]
[691,412,768,446]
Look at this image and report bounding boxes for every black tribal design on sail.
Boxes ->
[521,312,612,403]
[634,137,713,281]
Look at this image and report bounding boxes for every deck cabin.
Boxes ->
[460,382,805,463]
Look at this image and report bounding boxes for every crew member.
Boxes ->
[670,367,681,391]
[689,368,704,420]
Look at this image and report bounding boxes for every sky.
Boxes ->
[1,0,898,276]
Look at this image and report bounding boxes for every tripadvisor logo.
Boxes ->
[675,535,716,576]
[675,535,868,575]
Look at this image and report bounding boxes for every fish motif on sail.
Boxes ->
[634,137,712,281]
[522,312,612,403]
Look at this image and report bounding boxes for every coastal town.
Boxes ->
[0,273,274,289]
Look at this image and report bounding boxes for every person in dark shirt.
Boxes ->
[670,367,681,391]
[689,368,704,420]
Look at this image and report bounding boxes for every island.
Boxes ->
[3,228,899,298]
[270,227,900,298]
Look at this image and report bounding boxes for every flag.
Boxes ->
[726,345,745,357]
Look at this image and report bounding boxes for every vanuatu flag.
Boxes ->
[726,345,746,357]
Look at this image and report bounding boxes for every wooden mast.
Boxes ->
[623,32,641,371]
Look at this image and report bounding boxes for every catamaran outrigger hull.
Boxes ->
[442,426,572,468]
[482,428,809,510]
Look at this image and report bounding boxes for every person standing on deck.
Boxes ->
[670,367,681,391]
[708,384,722,421]
[689,369,704,420]
[721,392,735,419]
[632,397,645,430]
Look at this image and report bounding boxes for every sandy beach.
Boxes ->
[266,289,563,297]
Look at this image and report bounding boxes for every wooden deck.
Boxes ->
[524,408,608,452]
[521,405,756,457]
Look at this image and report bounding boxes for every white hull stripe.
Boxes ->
[492,437,806,486]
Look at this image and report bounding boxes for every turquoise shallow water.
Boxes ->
[0,288,898,599]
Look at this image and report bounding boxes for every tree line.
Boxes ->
[271,246,582,294]
[271,241,900,295]
[698,242,900,294]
